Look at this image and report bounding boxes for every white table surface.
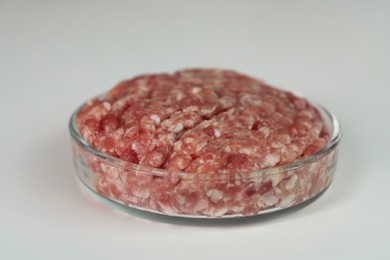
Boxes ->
[1,1,389,259]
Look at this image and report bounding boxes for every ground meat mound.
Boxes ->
[77,69,328,174]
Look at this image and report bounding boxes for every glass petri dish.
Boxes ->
[69,96,341,218]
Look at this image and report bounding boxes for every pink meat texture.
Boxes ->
[74,69,337,217]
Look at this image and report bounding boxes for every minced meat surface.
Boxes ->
[77,69,328,173]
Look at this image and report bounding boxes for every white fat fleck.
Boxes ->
[183,106,200,113]
[101,163,108,173]
[234,179,242,186]
[128,196,139,204]
[206,189,224,204]
[172,123,184,133]
[274,187,282,195]
[224,146,232,152]
[184,137,194,144]
[150,114,161,125]
[302,121,312,128]
[106,167,119,181]
[159,204,176,215]
[193,199,208,211]
[199,159,205,164]
[103,102,111,111]
[114,179,124,193]
[218,96,234,108]
[166,107,175,114]
[174,141,183,151]
[150,152,163,166]
[83,131,91,140]
[279,134,292,144]
[248,170,260,180]
[261,194,279,206]
[268,174,282,186]
[263,153,280,167]
[184,119,195,127]
[132,187,150,199]
[232,206,245,212]
[285,174,298,191]
[299,110,313,119]
[176,195,186,206]
[258,126,271,137]
[131,143,138,151]
[191,87,201,94]
[176,157,186,169]
[213,207,228,217]
[289,144,299,153]
[214,128,221,138]
[195,142,207,153]
[200,106,217,115]
[113,128,124,141]
[271,142,284,149]
[239,147,252,155]
[175,92,186,101]
[314,123,322,136]
[112,97,127,111]
[279,194,296,207]
[240,94,262,106]
[138,83,149,92]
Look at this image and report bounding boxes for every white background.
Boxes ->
[1,0,389,259]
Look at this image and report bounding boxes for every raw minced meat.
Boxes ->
[77,69,328,173]
[71,69,338,217]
